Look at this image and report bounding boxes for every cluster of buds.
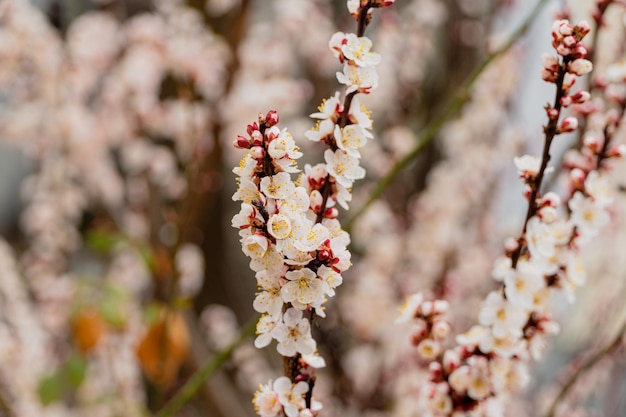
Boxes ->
[347,0,395,19]
[541,21,593,134]
[397,293,451,361]
[407,19,625,416]
[234,2,394,416]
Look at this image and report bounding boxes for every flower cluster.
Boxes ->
[397,293,451,361]
[253,377,322,417]
[232,2,394,415]
[407,19,625,416]
[232,111,349,363]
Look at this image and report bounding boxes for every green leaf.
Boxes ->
[38,373,63,406]
[86,231,123,254]
[143,303,162,325]
[63,353,88,389]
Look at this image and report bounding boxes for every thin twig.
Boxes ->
[345,0,553,231]
[544,319,626,417]
[154,315,258,417]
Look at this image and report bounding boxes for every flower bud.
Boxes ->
[428,361,443,381]
[608,144,626,158]
[569,59,593,76]
[246,122,259,136]
[324,207,339,219]
[571,90,590,104]
[504,237,519,253]
[557,116,579,133]
[546,107,560,120]
[583,135,601,153]
[265,110,279,127]
[540,191,562,208]
[523,185,533,199]
[443,349,461,374]
[569,168,586,188]
[538,206,557,223]
[572,44,588,59]
[432,320,451,340]
[309,190,323,211]
[234,135,251,149]
[561,96,573,107]
[563,73,577,91]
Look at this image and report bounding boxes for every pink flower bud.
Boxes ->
[553,20,573,36]
[569,59,593,76]
[234,135,251,149]
[573,101,600,116]
[410,321,429,345]
[538,206,557,223]
[562,35,576,48]
[541,69,558,83]
[443,349,461,374]
[251,130,263,146]
[540,191,562,207]
[428,361,443,382]
[309,190,323,210]
[318,250,331,261]
[432,320,451,340]
[569,168,586,188]
[593,75,608,90]
[523,185,532,199]
[560,23,573,36]
[563,73,577,91]
[324,207,339,219]
[608,144,626,158]
[560,96,573,107]
[583,135,601,153]
[558,116,579,133]
[546,107,559,120]
[247,122,259,136]
[572,44,588,59]
[265,110,279,127]
[265,126,280,141]
[571,90,590,104]
[542,54,559,70]
[556,44,572,56]
[504,237,519,252]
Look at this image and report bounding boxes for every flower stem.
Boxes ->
[345,0,552,231]
[155,315,258,417]
[512,56,571,267]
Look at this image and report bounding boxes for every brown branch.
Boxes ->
[511,56,572,268]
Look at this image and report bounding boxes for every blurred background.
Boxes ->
[1,0,626,416]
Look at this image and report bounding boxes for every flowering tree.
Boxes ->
[0,0,625,417]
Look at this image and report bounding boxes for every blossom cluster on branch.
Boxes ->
[231,1,395,416]
[399,19,626,417]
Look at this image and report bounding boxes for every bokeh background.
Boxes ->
[1,0,626,416]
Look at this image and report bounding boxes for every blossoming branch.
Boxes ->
[231,1,395,416]
[400,18,625,416]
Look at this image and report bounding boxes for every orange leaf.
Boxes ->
[136,311,189,388]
